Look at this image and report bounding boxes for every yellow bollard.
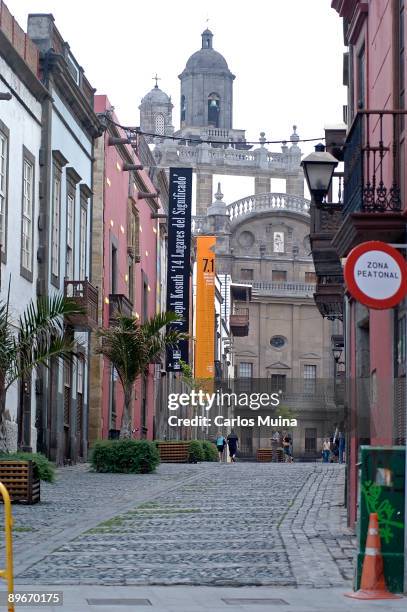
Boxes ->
[0,482,14,612]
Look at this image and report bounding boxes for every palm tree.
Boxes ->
[0,294,85,451]
[96,311,186,438]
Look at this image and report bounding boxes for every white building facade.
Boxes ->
[0,7,48,451]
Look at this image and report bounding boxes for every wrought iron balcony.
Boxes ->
[310,172,344,279]
[334,111,406,257]
[64,279,98,330]
[313,275,344,321]
[109,294,133,321]
[230,307,249,337]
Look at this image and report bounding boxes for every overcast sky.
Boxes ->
[13,0,346,203]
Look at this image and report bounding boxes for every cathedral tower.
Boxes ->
[139,78,173,141]
[178,29,235,130]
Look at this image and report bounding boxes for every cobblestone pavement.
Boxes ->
[2,463,204,576]
[12,462,356,588]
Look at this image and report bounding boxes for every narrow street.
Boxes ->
[2,462,406,610]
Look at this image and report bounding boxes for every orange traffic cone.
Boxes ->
[345,512,402,600]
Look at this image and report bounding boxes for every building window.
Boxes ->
[303,364,317,394]
[0,125,8,259]
[270,374,286,393]
[111,244,118,294]
[357,45,365,109]
[79,204,87,280]
[396,314,406,375]
[270,335,286,349]
[128,257,134,305]
[208,93,220,128]
[240,268,254,281]
[127,204,140,260]
[305,271,316,283]
[66,192,75,280]
[155,113,165,135]
[239,362,253,378]
[180,94,186,123]
[272,270,287,282]
[63,359,72,429]
[51,167,61,282]
[273,231,284,253]
[305,428,317,452]
[143,273,148,322]
[21,155,34,276]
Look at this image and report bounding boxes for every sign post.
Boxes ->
[344,241,407,309]
[166,168,192,372]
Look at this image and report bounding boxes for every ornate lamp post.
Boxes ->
[301,143,339,205]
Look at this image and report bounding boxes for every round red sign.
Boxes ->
[344,241,407,309]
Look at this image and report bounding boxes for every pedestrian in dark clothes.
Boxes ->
[227,431,239,462]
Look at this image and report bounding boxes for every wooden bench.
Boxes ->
[256,448,273,462]
[256,448,285,462]
[0,460,40,504]
[157,442,190,463]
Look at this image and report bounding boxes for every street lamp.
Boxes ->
[301,143,339,205]
[332,347,343,363]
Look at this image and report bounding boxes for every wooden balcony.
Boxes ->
[109,294,133,322]
[230,308,249,337]
[313,278,344,321]
[64,279,98,330]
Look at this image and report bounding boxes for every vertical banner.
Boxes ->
[195,236,216,378]
[166,168,192,371]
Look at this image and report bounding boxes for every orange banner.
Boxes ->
[195,236,216,378]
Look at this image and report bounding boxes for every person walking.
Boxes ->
[322,438,331,463]
[227,430,239,462]
[283,434,293,463]
[216,432,226,462]
[338,431,345,464]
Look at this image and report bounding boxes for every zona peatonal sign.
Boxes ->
[166,167,193,371]
[344,240,407,309]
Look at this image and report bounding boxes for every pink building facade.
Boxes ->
[331,0,406,527]
[90,95,160,444]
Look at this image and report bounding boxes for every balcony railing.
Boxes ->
[230,307,249,337]
[64,279,98,329]
[234,280,316,297]
[314,276,344,321]
[343,111,403,215]
[109,294,133,321]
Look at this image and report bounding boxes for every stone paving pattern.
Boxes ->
[9,462,356,588]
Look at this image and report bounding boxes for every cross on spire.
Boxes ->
[153,73,161,88]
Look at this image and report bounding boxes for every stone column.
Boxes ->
[254,176,271,194]
[286,171,304,197]
[196,171,213,216]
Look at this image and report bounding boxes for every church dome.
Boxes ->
[181,29,233,76]
[141,85,171,105]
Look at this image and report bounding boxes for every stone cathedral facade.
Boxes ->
[140,30,340,459]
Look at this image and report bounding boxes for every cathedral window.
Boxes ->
[208,93,220,128]
[181,95,186,123]
[154,113,165,135]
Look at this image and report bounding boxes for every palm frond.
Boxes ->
[0,296,84,392]
[96,311,187,390]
